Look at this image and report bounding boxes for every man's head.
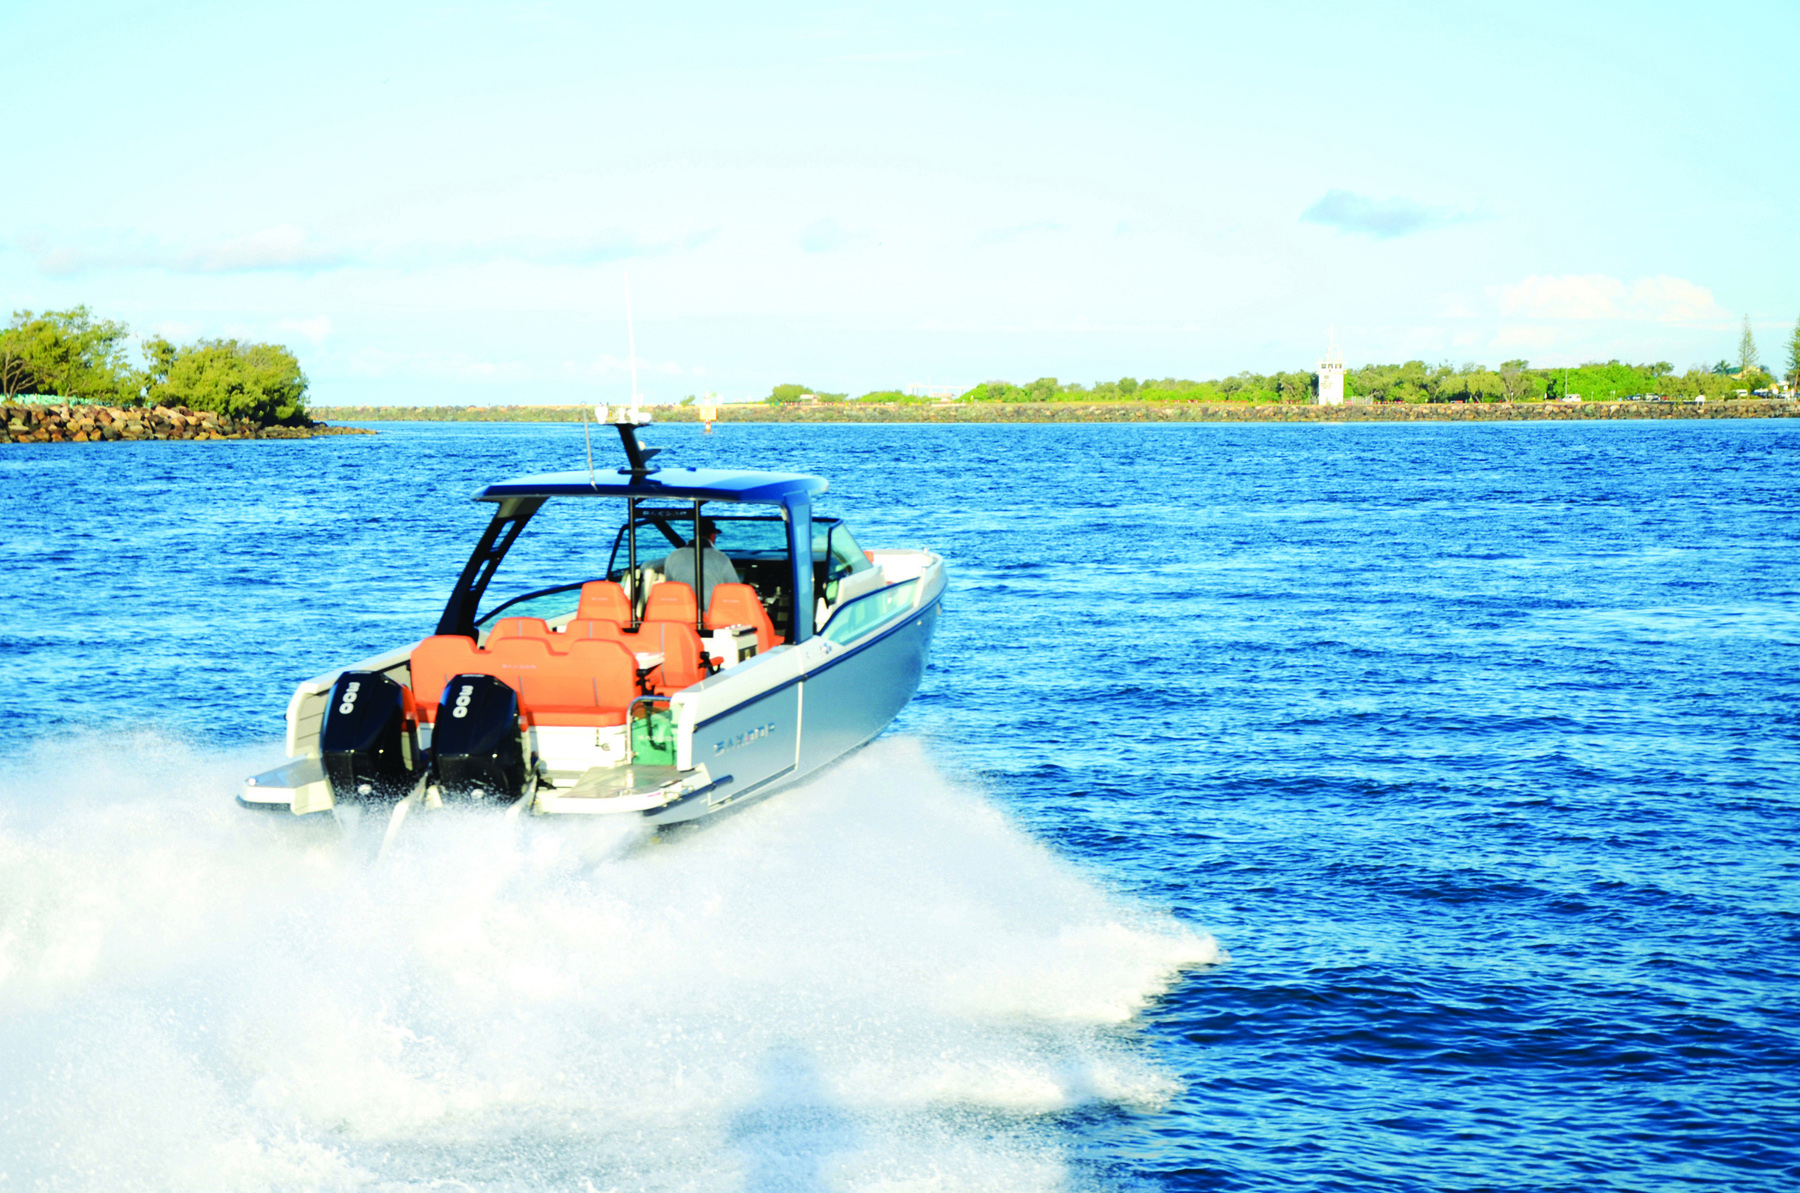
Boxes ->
[694,517,720,545]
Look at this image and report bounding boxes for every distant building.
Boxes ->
[1316,334,1346,405]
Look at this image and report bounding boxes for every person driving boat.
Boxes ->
[661,516,741,610]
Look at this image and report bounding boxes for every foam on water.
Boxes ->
[0,735,1221,1192]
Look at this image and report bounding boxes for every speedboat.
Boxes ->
[240,413,946,829]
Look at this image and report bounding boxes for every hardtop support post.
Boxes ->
[626,496,640,629]
[784,494,813,642]
[692,499,705,633]
[435,496,546,639]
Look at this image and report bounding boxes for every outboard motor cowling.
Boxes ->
[321,671,418,802]
[431,673,530,803]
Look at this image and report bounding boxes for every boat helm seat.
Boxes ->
[577,580,632,623]
[705,583,781,653]
[644,581,699,625]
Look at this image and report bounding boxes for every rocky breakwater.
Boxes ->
[2,403,373,444]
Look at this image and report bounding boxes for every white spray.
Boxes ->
[0,735,1223,1191]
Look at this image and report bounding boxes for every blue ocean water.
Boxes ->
[1,419,1797,1191]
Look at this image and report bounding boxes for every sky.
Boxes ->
[2,0,1796,405]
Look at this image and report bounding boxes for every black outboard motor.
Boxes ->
[321,671,418,802]
[430,673,530,803]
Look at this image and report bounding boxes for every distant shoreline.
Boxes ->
[3,401,373,444]
[310,399,1800,425]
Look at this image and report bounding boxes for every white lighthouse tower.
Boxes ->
[1316,330,1346,406]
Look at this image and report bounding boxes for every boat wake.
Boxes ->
[0,735,1222,1191]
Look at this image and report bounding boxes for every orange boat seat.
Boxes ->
[411,632,649,728]
[705,583,782,653]
[484,635,558,685]
[643,581,699,625]
[410,635,490,722]
[578,580,632,623]
[517,638,640,726]
[619,620,716,694]
[564,618,626,641]
[488,616,560,648]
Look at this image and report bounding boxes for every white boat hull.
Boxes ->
[242,554,945,827]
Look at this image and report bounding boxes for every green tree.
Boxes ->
[1739,315,1760,376]
[0,334,35,397]
[1274,370,1315,403]
[141,337,178,392]
[148,339,309,424]
[766,383,810,404]
[1498,359,1532,401]
[3,306,137,402]
[1786,313,1800,391]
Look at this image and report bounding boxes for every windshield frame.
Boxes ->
[436,491,822,642]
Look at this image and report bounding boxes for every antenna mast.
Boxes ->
[625,271,641,421]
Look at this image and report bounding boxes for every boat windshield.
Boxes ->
[471,500,622,628]
[466,505,870,640]
[813,521,872,574]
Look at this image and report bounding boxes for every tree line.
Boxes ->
[0,306,310,425]
[767,314,1800,406]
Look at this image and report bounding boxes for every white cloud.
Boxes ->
[585,354,690,377]
[16,224,714,278]
[1489,274,1730,324]
[347,347,533,381]
[20,224,347,275]
[799,218,852,254]
[190,225,341,272]
[371,229,718,269]
[276,316,333,344]
[1301,190,1479,239]
[974,220,1069,246]
[1489,324,1568,353]
[820,49,951,63]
